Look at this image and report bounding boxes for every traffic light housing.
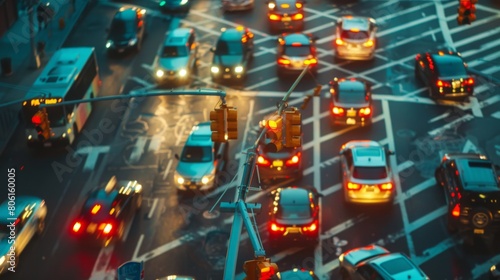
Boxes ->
[226,107,238,140]
[457,0,476,25]
[284,107,302,148]
[243,257,280,280]
[210,108,226,142]
[31,108,51,141]
[264,114,283,153]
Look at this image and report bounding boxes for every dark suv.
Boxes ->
[435,153,500,238]
[106,7,147,54]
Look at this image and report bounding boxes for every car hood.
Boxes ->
[213,55,243,67]
[344,245,389,266]
[158,57,189,71]
[176,161,214,179]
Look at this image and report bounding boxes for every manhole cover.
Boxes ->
[203,210,220,219]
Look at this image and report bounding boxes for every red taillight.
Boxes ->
[359,107,371,117]
[304,58,317,65]
[302,221,318,232]
[102,223,113,235]
[91,204,101,215]
[278,58,291,65]
[451,204,461,217]
[285,154,300,166]
[292,13,303,20]
[436,80,450,87]
[380,183,393,190]
[257,156,271,166]
[347,182,361,190]
[335,38,344,45]
[31,115,42,125]
[363,39,374,47]
[464,77,474,85]
[72,221,82,233]
[269,14,280,21]
[270,223,285,232]
[332,107,345,116]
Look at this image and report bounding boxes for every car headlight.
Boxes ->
[156,69,164,78]
[179,68,187,77]
[180,0,188,5]
[105,40,113,48]
[235,65,243,73]
[128,38,138,46]
[174,172,185,185]
[211,66,220,73]
[134,184,142,193]
[0,256,4,265]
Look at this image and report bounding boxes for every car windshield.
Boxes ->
[110,18,135,36]
[181,146,212,162]
[437,60,467,77]
[215,40,243,55]
[341,30,369,40]
[277,204,311,220]
[337,89,366,104]
[162,46,188,57]
[353,166,387,179]
[284,45,311,57]
[274,3,298,13]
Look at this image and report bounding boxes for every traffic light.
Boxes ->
[264,114,283,153]
[31,108,51,141]
[457,0,476,25]
[243,259,258,280]
[226,107,238,140]
[209,108,226,142]
[284,107,301,148]
[243,257,280,280]
[312,85,322,96]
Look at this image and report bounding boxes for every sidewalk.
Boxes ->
[0,0,92,156]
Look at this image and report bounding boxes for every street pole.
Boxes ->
[28,0,40,69]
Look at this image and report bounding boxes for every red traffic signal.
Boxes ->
[31,109,51,141]
[457,0,476,25]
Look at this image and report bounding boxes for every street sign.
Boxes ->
[117,261,144,280]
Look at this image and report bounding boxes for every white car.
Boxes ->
[334,16,377,61]
[0,196,47,274]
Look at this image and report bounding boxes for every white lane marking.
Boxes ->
[454,27,500,49]
[462,139,481,153]
[149,135,164,153]
[427,114,474,137]
[428,112,451,123]
[460,38,500,58]
[312,93,323,273]
[434,0,454,50]
[133,234,144,260]
[75,146,110,172]
[129,136,148,163]
[414,237,459,265]
[89,245,115,280]
[394,178,436,204]
[471,255,500,279]
[148,198,159,219]
[129,76,154,88]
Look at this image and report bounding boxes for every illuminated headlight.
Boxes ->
[211,66,220,73]
[128,38,138,46]
[62,133,67,138]
[201,176,211,185]
[0,256,4,265]
[134,184,142,193]
[179,68,187,77]
[180,0,188,5]
[106,40,113,48]
[268,2,275,9]
[339,253,344,262]
[156,69,164,78]
[174,172,185,185]
[28,135,32,140]
[491,265,496,272]
[235,65,244,73]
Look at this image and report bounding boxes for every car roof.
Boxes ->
[431,52,463,65]
[114,7,138,20]
[282,33,311,46]
[337,80,366,94]
[279,268,317,280]
[368,253,427,279]
[186,122,213,146]
[341,16,371,31]
[0,196,43,222]
[220,28,245,41]
[345,141,386,167]
[164,28,192,45]
[455,158,499,191]
[279,188,310,205]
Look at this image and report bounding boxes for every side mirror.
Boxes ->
[174,154,180,160]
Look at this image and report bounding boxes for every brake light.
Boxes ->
[363,40,374,47]
[379,183,393,190]
[292,13,303,20]
[102,223,113,235]
[269,14,280,21]
[257,156,271,166]
[347,182,361,190]
[304,58,317,65]
[91,204,101,215]
[285,154,300,166]
[464,77,474,85]
[335,38,344,45]
[278,58,291,65]
[332,107,345,116]
[358,107,371,117]
[436,80,450,87]
[72,221,82,233]
[302,221,318,232]
[451,204,461,217]
[270,222,285,232]
[295,2,302,8]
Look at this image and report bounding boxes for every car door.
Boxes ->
[340,148,353,185]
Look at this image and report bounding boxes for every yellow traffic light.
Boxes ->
[264,114,283,153]
[31,108,51,141]
[209,108,226,142]
[284,107,301,148]
[226,107,238,140]
[244,257,280,280]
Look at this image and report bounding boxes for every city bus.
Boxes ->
[22,47,100,147]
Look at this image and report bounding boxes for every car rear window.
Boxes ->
[278,204,311,220]
[436,59,467,77]
[284,45,311,57]
[181,146,212,162]
[379,256,415,275]
[162,46,188,57]
[341,30,369,40]
[337,89,366,104]
[353,166,387,180]
[274,3,299,13]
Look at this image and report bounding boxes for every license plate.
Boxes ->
[293,61,303,67]
[452,80,461,89]
[282,17,291,22]
[473,228,484,234]
[273,160,283,167]
[223,74,231,79]
[347,110,356,117]
[189,185,197,189]
[346,118,356,125]
[287,227,300,233]
[87,223,97,234]
[43,142,52,147]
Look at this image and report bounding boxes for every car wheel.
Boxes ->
[36,219,45,235]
